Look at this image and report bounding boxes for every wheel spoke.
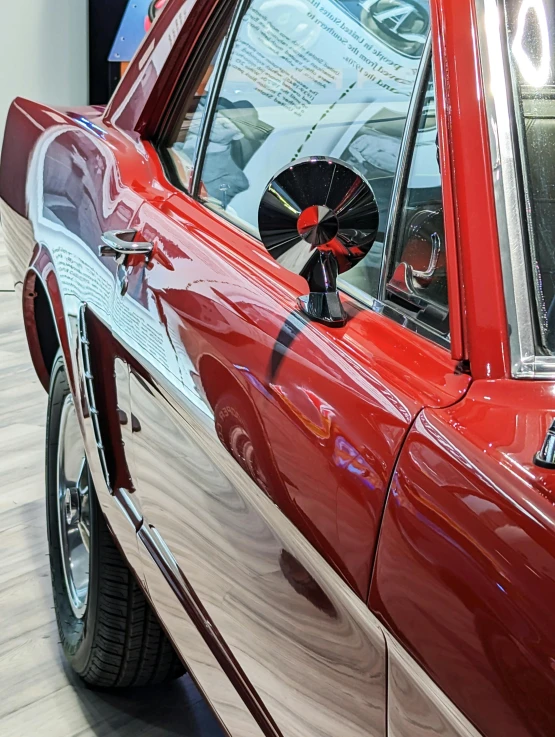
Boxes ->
[57,395,90,619]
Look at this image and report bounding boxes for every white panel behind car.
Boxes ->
[0,0,88,144]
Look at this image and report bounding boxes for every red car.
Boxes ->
[1,0,554,735]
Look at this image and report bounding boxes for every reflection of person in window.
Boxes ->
[177,108,248,207]
[217,99,274,169]
[175,98,272,208]
[202,112,250,207]
[342,110,405,233]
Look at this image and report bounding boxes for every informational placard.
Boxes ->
[109,0,153,62]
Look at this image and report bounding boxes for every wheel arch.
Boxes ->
[198,353,249,414]
[22,258,73,392]
[198,353,290,507]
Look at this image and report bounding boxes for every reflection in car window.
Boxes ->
[384,72,448,337]
[183,0,430,297]
[166,45,225,192]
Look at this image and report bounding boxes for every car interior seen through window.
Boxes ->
[384,72,448,337]
[166,0,432,304]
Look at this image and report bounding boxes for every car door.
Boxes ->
[97,1,472,735]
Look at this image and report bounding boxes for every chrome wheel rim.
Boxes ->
[57,395,90,619]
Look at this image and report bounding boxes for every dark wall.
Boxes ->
[88,0,129,104]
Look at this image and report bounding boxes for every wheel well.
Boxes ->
[198,354,245,413]
[24,274,60,389]
[34,278,59,374]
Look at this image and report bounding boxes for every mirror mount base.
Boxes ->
[297,293,347,327]
[298,250,347,327]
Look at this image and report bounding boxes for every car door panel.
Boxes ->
[120,345,388,737]
[128,187,471,585]
[136,528,268,737]
[371,380,555,737]
[101,168,472,736]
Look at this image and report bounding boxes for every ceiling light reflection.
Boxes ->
[512,0,551,87]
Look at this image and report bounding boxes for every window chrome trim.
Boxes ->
[474,0,546,378]
[378,33,433,301]
[340,281,450,349]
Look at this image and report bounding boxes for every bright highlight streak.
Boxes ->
[512,0,551,87]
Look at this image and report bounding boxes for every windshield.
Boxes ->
[503,0,555,352]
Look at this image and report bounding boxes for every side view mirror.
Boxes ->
[258,157,379,327]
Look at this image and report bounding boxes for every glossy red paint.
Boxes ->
[1,0,548,734]
[23,248,75,392]
[430,1,463,362]
[4,76,471,603]
[22,270,51,391]
[371,379,555,737]
[128,174,470,596]
[431,0,510,379]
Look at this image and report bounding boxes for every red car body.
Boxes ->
[2,0,555,736]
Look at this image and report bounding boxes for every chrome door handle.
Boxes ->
[99,230,153,259]
[99,230,153,297]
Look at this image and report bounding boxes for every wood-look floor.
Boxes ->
[0,235,224,737]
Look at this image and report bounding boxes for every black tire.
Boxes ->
[46,350,184,687]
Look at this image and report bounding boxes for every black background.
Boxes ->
[88,0,129,104]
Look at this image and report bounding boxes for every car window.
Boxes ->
[165,40,227,192]
[384,71,448,337]
[182,0,430,298]
[502,0,555,352]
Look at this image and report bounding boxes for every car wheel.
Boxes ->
[46,350,184,687]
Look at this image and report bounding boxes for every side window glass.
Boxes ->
[385,72,448,337]
[165,41,226,192]
[197,0,430,297]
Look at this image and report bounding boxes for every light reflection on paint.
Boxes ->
[333,435,380,492]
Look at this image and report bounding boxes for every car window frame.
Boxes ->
[338,35,452,349]
[153,3,453,351]
[152,0,242,192]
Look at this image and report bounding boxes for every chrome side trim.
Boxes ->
[123,340,388,737]
[385,634,483,737]
[136,530,264,737]
[474,0,537,378]
[525,356,555,379]
[114,487,142,530]
[139,514,483,737]
[139,523,282,737]
[78,304,111,488]
[69,302,146,584]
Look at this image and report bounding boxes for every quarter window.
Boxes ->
[385,72,448,336]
